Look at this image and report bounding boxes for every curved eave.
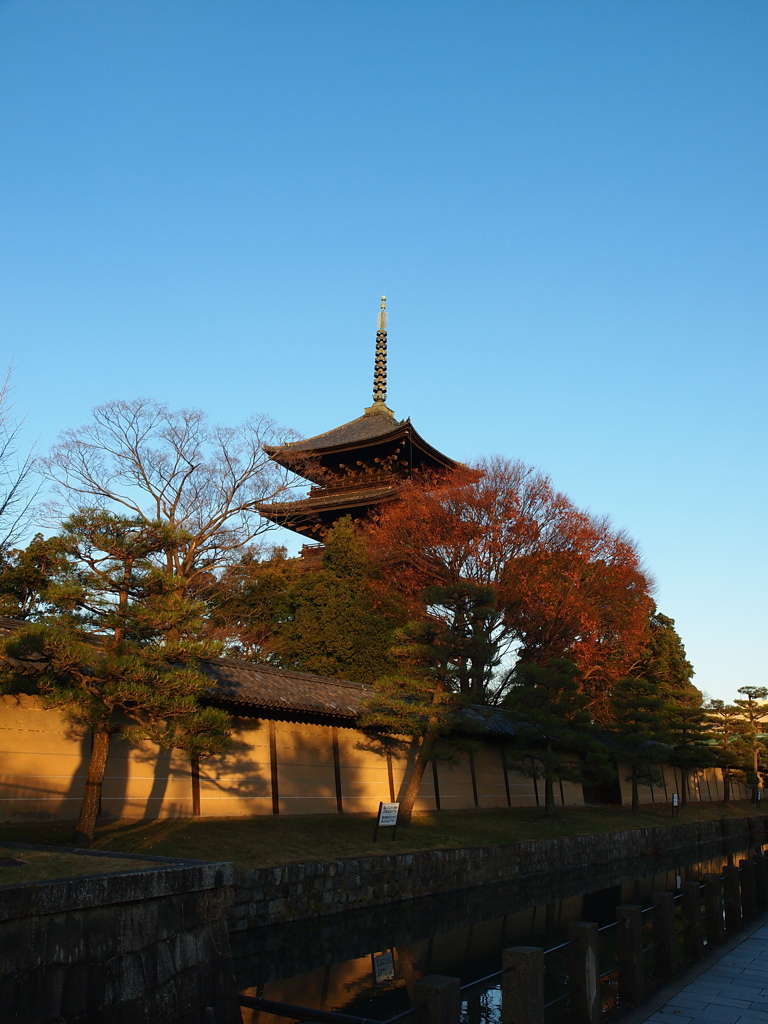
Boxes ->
[258,484,400,517]
[266,419,458,478]
[207,695,362,726]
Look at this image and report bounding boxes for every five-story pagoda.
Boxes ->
[258,297,458,542]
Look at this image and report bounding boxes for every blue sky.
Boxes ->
[1,1,765,701]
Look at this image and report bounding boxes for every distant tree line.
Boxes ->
[0,391,765,838]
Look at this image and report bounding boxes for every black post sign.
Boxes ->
[373,801,400,841]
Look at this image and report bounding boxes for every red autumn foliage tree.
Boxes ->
[501,524,654,720]
[365,457,654,716]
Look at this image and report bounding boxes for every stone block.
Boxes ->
[86,962,107,1014]
[120,898,159,951]
[115,952,145,1002]
[155,893,185,940]
[146,980,181,1024]
[16,964,66,1023]
[0,915,40,973]
[169,927,199,971]
[60,960,91,1018]
[176,965,205,1017]
[45,909,87,965]
[102,959,121,1007]
[152,939,176,987]
[85,905,121,961]
[0,968,19,1017]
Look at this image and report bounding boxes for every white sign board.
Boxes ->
[672,793,679,807]
[378,802,400,826]
[373,950,395,984]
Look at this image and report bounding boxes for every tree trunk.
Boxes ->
[722,767,731,804]
[398,733,435,826]
[679,770,688,806]
[752,748,760,804]
[543,775,556,816]
[74,728,111,846]
[543,740,556,816]
[631,764,639,812]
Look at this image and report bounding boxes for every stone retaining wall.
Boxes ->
[229,815,767,929]
[1,861,241,1024]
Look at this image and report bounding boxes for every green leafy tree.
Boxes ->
[0,510,231,845]
[206,519,404,682]
[0,533,71,619]
[636,610,700,707]
[705,700,752,802]
[609,676,668,811]
[503,660,603,816]
[204,544,303,661]
[734,686,768,803]
[274,518,405,683]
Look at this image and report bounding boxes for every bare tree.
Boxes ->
[0,367,39,551]
[42,398,301,584]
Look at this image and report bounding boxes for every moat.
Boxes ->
[234,834,765,1023]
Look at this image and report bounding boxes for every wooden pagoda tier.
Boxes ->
[258,298,458,541]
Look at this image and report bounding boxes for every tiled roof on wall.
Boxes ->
[201,658,370,720]
[0,615,519,736]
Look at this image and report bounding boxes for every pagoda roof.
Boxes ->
[266,408,402,454]
[265,409,458,476]
[259,482,400,517]
[257,483,402,540]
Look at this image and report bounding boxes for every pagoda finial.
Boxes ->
[373,295,387,404]
[366,295,395,417]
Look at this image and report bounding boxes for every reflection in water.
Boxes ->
[235,838,763,1023]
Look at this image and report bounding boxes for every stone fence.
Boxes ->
[229,815,767,929]
[1,860,241,1024]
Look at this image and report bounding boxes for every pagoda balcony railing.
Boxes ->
[308,473,400,497]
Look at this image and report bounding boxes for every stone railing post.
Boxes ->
[414,975,461,1024]
[616,905,645,1005]
[681,882,704,961]
[722,865,742,933]
[739,859,757,919]
[754,851,768,910]
[703,873,725,946]
[501,946,544,1024]
[652,891,678,978]
[567,922,599,1024]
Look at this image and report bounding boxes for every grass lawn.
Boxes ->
[0,845,162,886]
[0,802,762,871]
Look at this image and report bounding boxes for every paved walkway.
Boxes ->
[636,922,768,1024]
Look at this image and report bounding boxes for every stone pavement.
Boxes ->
[636,922,768,1024]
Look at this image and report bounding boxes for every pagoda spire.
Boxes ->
[366,295,395,417]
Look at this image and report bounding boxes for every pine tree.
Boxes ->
[609,676,667,811]
[361,610,466,825]
[734,687,768,803]
[666,702,714,805]
[423,582,501,702]
[0,510,231,845]
[705,700,752,802]
[503,660,601,816]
